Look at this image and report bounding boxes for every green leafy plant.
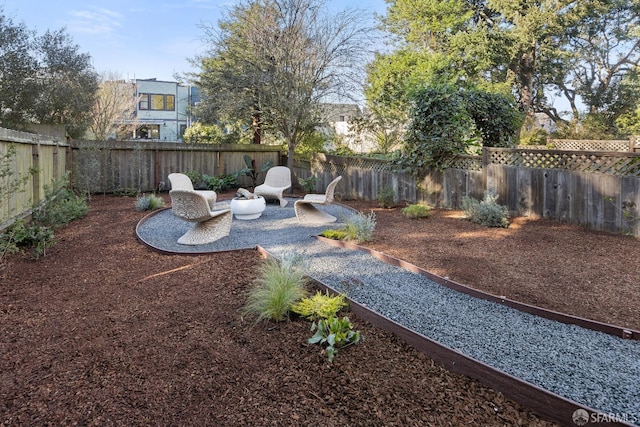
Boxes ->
[244,253,308,323]
[1,174,85,260]
[377,185,396,208]
[32,173,88,228]
[343,211,377,243]
[319,229,348,240]
[298,175,317,193]
[236,155,273,188]
[291,291,348,320]
[461,190,510,228]
[308,316,362,363]
[1,219,54,259]
[203,174,237,192]
[134,194,166,211]
[402,203,432,219]
[184,171,202,186]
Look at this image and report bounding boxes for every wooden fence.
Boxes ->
[3,126,639,236]
[69,140,285,194]
[0,128,69,226]
[295,149,640,237]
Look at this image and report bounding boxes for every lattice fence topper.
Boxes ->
[547,139,631,152]
[488,149,640,177]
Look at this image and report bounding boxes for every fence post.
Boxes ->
[482,147,489,193]
[31,143,40,206]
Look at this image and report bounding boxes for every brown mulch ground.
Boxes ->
[2,190,638,426]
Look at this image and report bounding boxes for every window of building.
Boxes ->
[137,93,176,111]
[138,94,149,110]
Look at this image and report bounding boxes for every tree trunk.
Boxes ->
[252,112,261,144]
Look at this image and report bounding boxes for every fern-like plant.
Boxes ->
[290,291,348,320]
[244,254,308,323]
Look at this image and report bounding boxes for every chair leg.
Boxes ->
[294,201,337,224]
[177,210,232,245]
[279,197,288,207]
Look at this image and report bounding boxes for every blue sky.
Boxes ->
[1,0,388,82]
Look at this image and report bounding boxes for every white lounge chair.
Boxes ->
[168,173,217,210]
[254,166,292,207]
[169,190,232,245]
[294,176,342,224]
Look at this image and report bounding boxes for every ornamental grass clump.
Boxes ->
[244,252,308,323]
[462,190,510,228]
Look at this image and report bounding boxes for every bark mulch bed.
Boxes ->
[2,191,638,426]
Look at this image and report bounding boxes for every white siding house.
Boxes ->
[130,79,194,142]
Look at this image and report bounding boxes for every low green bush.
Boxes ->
[203,174,237,192]
[402,203,432,219]
[244,253,308,323]
[319,229,348,240]
[462,190,510,228]
[343,211,377,243]
[298,176,317,193]
[135,194,165,211]
[290,291,348,320]
[377,185,396,208]
[1,174,86,259]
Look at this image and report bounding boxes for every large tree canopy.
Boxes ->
[372,0,640,134]
[191,0,374,170]
[0,8,98,138]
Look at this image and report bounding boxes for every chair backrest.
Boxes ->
[263,166,292,188]
[324,176,342,204]
[169,190,211,222]
[168,173,195,191]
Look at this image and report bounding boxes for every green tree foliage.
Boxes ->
[183,122,226,143]
[374,0,640,134]
[191,0,373,170]
[399,85,474,174]
[400,85,522,174]
[0,8,98,138]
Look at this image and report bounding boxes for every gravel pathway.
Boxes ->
[137,200,640,424]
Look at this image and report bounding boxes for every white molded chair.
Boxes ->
[168,173,217,210]
[169,190,232,245]
[294,176,342,224]
[253,166,292,207]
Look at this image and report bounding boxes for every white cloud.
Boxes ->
[67,7,124,35]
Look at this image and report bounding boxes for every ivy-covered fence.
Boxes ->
[294,149,640,237]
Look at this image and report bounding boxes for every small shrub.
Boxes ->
[377,185,395,208]
[291,291,348,320]
[113,187,139,197]
[319,229,348,240]
[1,219,55,259]
[343,211,377,243]
[203,174,237,192]
[135,194,165,211]
[402,203,432,219]
[32,174,88,228]
[184,171,202,186]
[298,175,317,193]
[308,316,362,363]
[244,254,308,323]
[462,190,510,228]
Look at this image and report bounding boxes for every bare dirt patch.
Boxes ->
[2,191,637,425]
